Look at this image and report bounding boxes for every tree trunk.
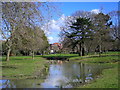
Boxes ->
[79,43,82,56]
[6,48,11,61]
[87,48,90,55]
[82,47,85,56]
[99,44,102,57]
[78,42,85,56]
[80,46,82,56]
[81,42,85,56]
[32,51,34,60]
[100,44,102,53]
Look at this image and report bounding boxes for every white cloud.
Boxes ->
[48,37,54,41]
[48,36,59,44]
[42,14,67,44]
[42,14,66,34]
[91,9,100,14]
[50,21,60,31]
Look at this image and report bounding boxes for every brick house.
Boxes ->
[49,43,62,53]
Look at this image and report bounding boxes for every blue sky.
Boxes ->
[60,2,118,15]
[45,2,118,44]
[0,2,119,43]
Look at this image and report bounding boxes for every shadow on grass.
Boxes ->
[1,65,17,69]
[42,54,79,60]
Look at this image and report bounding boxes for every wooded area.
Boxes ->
[60,10,120,56]
[1,2,120,60]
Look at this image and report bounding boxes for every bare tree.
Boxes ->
[1,2,57,61]
[108,11,120,50]
[93,13,112,55]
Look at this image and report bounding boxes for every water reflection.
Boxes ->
[41,62,105,88]
[1,61,108,88]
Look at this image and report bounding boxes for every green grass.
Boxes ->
[79,63,118,88]
[86,51,119,56]
[69,55,119,63]
[102,51,119,55]
[1,56,48,79]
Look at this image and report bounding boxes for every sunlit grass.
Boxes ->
[80,64,118,88]
[69,55,119,63]
[1,56,48,79]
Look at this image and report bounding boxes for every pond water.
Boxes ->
[0,61,109,88]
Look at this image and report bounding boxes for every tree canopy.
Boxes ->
[60,11,114,56]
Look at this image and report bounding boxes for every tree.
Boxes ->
[61,37,78,54]
[93,13,112,55]
[1,2,57,61]
[29,27,49,59]
[12,26,48,59]
[61,17,94,56]
[60,11,114,56]
[108,11,120,51]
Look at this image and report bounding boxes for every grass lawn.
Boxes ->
[1,56,48,79]
[80,63,118,88]
[69,55,119,63]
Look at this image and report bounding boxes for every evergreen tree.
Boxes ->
[65,17,94,56]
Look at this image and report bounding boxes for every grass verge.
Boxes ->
[1,56,49,79]
[69,55,119,63]
[79,63,118,88]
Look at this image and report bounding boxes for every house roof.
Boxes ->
[53,43,60,45]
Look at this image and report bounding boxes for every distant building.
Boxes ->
[49,43,62,54]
